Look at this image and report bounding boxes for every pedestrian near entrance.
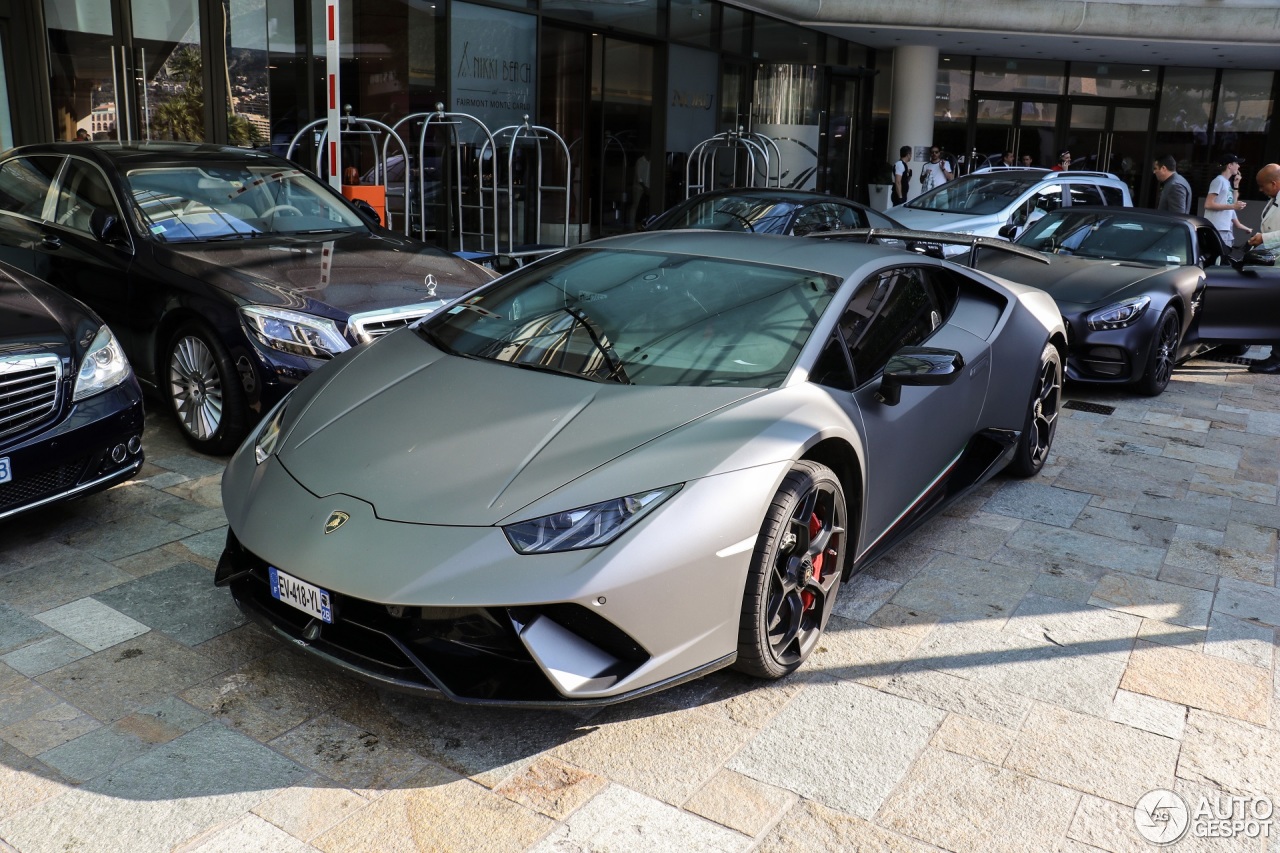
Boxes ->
[1245,163,1280,373]
[1021,154,1034,167]
[1153,155,1192,214]
[920,145,953,192]
[892,145,913,206]
[997,150,1015,168]
[1051,151,1071,171]
[1204,155,1248,248]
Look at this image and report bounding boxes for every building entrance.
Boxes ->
[1063,102,1153,204]
[972,97,1059,170]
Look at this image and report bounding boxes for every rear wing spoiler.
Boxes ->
[809,227,1051,268]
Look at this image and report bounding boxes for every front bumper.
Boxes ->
[217,451,789,705]
[0,382,145,522]
[1060,311,1158,385]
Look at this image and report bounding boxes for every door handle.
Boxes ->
[40,235,62,250]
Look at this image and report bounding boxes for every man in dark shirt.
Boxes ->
[1153,155,1192,214]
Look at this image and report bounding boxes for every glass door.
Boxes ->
[1065,102,1152,201]
[973,98,1058,171]
[44,0,203,143]
[819,73,861,199]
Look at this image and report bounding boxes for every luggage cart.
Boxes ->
[285,111,410,229]
[482,117,572,264]
[685,129,782,199]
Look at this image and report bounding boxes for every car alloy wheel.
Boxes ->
[1009,342,1062,477]
[736,461,847,679]
[1137,308,1180,397]
[166,321,249,454]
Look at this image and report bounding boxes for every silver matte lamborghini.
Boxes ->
[216,230,1066,706]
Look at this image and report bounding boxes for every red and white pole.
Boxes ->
[325,0,342,190]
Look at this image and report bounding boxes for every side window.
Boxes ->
[1195,226,1223,266]
[846,268,939,383]
[1033,185,1064,213]
[793,203,852,235]
[809,336,855,390]
[1099,185,1127,206]
[54,160,119,234]
[1067,184,1104,206]
[865,208,898,229]
[0,156,62,219]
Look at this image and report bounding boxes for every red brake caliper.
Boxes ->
[801,512,823,611]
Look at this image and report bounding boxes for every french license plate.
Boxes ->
[269,566,333,624]
[0,457,10,485]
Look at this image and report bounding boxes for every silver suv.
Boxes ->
[890,167,1132,240]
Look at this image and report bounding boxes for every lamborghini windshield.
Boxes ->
[1017,210,1192,265]
[126,164,366,243]
[417,247,841,387]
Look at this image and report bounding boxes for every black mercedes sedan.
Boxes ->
[0,142,496,454]
[1,260,143,523]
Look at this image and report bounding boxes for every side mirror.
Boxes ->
[351,198,382,227]
[1244,248,1276,267]
[998,223,1018,240]
[89,209,127,247]
[876,346,965,406]
[492,255,521,274]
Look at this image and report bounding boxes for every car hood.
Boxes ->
[276,330,764,525]
[0,269,85,357]
[977,253,1171,309]
[154,232,495,317]
[889,207,998,235]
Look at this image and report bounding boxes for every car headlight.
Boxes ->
[72,325,132,402]
[1087,295,1151,331]
[504,484,682,554]
[253,395,290,464]
[241,306,350,359]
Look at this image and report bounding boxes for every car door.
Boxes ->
[0,155,63,277]
[1194,227,1280,342]
[810,264,991,552]
[34,157,138,354]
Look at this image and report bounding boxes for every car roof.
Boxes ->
[4,141,285,169]
[575,229,923,278]
[1035,205,1208,227]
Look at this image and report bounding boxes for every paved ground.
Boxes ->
[1,352,1279,853]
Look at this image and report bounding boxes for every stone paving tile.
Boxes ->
[93,563,244,647]
[1177,710,1280,800]
[928,712,1017,765]
[890,554,1037,622]
[1122,640,1271,726]
[1214,577,1280,628]
[879,747,1080,853]
[0,553,132,615]
[1133,491,1233,530]
[34,597,150,651]
[529,783,748,853]
[1226,499,1280,534]
[1067,794,1171,853]
[491,756,608,822]
[882,665,1032,728]
[1170,778,1274,853]
[859,539,936,583]
[868,602,940,638]
[63,513,200,562]
[0,633,92,681]
[0,723,309,853]
[996,644,1129,718]
[1004,593,1140,660]
[728,678,943,819]
[0,701,100,757]
[36,630,224,723]
[1137,617,1208,650]
[830,573,900,622]
[0,603,55,655]
[1189,470,1279,504]
[1005,703,1180,806]
[1071,505,1177,549]
[251,775,371,843]
[0,676,63,729]
[178,813,318,853]
[756,798,937,853]
[692,671,809,731]
[682,768,794,838]
[983,480,1092,528]
[1088,572,1214,629]
[37,697,209,783]
[903,513,1015,559]
[1107,688,1187,740]
[268,713,428,795]
[1005,523,1166,578]
[112,546,188,579]
[806,617,920,686]
[313,762,556,853]
[0,741,72,822]
[1206,612,1276,670]
[1158,562,1220,592]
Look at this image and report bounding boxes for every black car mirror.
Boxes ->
[351,198,382,227]
[876,346,964,406]
[1243,248,1276,267]
[998,223,1018,240]
[89,209,127,247]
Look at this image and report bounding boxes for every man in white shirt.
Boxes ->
[920,145,953,193]
[1204,155,1247,248]
[1245,163,1280,373]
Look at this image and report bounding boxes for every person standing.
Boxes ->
[1153,155,1192,214]
[1245,163,1280,373]
[1051,151,1071,171]
[1229,170,1253,246]
[997,150,1015,168]
[1204,155,1248,248]
[1020,154,1034,167]
[891,145,913,206]
[920,145,953,193]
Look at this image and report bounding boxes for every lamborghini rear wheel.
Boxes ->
[736,461,847,679]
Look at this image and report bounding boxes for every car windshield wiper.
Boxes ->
[416,325,472,358]
[561,305,632,384]
[197,231,263,242]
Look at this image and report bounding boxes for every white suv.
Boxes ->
[890,167,1132,240]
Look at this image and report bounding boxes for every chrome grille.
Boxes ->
[348,300,447,344]
[0,354,62,440]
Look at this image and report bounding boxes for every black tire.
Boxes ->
[735,461,847,679]
[1135,307,1180,397]
[1008,343,1062,478]
[165,321,250,455]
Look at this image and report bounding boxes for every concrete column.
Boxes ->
[887,44,939,203]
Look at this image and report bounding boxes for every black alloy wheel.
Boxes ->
[1136,307,1181,397]
[166,320,250,455]
[736,461,847,679]
[1008,342,1062,478]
